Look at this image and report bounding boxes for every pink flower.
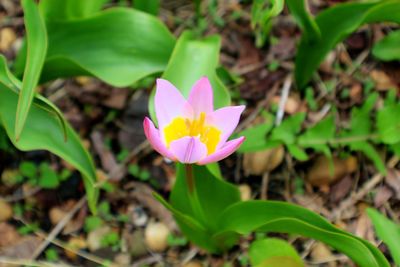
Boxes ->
[143,77,245,165]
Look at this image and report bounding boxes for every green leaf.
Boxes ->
[215,201,390,267]
[149,31,230,123]
[367,208,400,266]
[38,162,59,189]
[295,0,400,88]
[372,30,400,61]
[390,142,400,156]
[249,238,304,267]
[133,0,160,15]
[350,141,386,174]
[156,164,241,253]
[0,85,98,213]
[237,115,274,153]
[153,192,220,253]
[15,7,176,87]
[171,164,241,232]
[270,113,306,145]
[84,216,103,232]
[348,93,378,136]
[19,161,37,179]
[286,144,308,161]
[377,104,400,144]
[39,0,109,20]
[0,55,68,140]
[251,0,284,47]
[298,115,335,159]
[15,0,48,140]
[286,0,320,43]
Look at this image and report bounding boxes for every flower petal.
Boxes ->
[169,136,208,164]
[143,117,175,160]
[188,77,214,117]
[197,137,245,165]
[155,79,193,130]
[206,105,245,148]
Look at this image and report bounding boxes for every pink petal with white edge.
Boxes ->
[206,105,245,148]
[143,117,175,160]
[169,136,208,164]
[155,79,193,130]
[198,136,245,165]
[188,77,214,117]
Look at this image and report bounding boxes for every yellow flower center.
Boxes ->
[163,112,221,155]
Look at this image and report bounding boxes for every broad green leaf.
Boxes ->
[372,30,400,61]
[171,164,240,231]
[251,0,284,47]
[133,0,160,15]
[149,31,230,123]
[249,238,304,267]
[286,0,320,43]
[0,84,98,213]
[165,164,241,252]
[295,0,400,88]
[15,0,47,140]
[270,113,306,145]
[39,0,109,20]
[15,8,175,87]
[153,192,225,253]
[377,104,400,144]
[215,201,390,267]
[367,208,400,266]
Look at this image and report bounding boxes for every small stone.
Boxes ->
[87,226,111,251]
[114,253,131,266]
[0,200,13,222]
[238,184,251,201]
[49,207,67,225]
[65,236,87,260]
[243,145,284,176]
[0,28,17,51]
[130,206,148,227]
[144,222,170,252]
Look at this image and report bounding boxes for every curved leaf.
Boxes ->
[249,238,304,267]
[0,55,67,140]
[149,31,231,123]
[251,0,284,47]
[367,208,400,266]
[295,0,400,88]
[215,201,389,267]
[286,0,320,43]
[15,0,47,140]
[372,30,400,61]
[15,8,175,87]
[0,84,98,213]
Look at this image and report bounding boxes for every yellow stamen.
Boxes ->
[164,112,221,155]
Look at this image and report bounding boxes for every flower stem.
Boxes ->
[184,164,206,224]
[185,164,194,193]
